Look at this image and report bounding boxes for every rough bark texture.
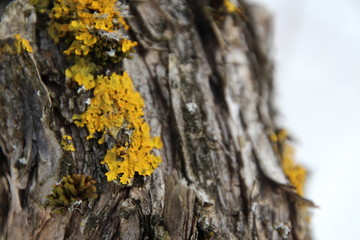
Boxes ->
[0,0,311,239]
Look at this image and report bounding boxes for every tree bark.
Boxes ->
[0,0,312,239]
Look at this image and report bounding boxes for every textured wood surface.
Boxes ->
[0,0,311,239]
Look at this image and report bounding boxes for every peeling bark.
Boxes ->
[0,0,312,239]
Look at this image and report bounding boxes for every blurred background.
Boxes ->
[249,0,360,239]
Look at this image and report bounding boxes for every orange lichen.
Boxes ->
[14,34,33,53]
[272,129,307,196]
[0,34,33,55]
[65,58,97,89]
[221,0,244,17]
[270,129,288,143]
[73,72,162,183]
[46,0,161,184]
[224,0,238,12]
[120,38,138,53]
[101,123,162,184]
[61,135,76,152]
[73,72,143,141]
[281,144,307,196]
[48,0,136,57]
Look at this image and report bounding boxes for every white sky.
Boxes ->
[248,0,360,239]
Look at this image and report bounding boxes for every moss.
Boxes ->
[153,226,171,240]
[47,174,98,214]
[29,0,50,13]
[59,155,76,177]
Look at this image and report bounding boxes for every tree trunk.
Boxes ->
[0,0,312,239]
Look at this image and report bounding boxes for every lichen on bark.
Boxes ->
[0,0,314,239]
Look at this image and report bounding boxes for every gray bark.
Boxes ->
[0,0,312,239]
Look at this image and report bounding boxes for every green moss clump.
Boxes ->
[47,174,98,214]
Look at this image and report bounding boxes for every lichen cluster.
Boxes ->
[61,135,76,152]
[44,0,162,184]
[14,34,33,53]
[281,144,306,196]
[65,57,97,90]
[223,0,238,13]
[47,174,98,214]
[47,0,137,64]
[0,34,33,55]
[72,71,163,184]
[271,129,307,196]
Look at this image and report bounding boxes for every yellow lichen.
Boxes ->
[0,34,33,56]
[270,129,287,143]
[101,124,162,184]
[281,144,307,196]
[73,72,143,140]
[272,129,307,196]
[14,34,33,53]
[61,135,76,152]
[65,58,97,89]
[121,38,138,53]
[45,0,162,184]
[48,0,136,58]
[224,0,237,12]
[73,72,162,183]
